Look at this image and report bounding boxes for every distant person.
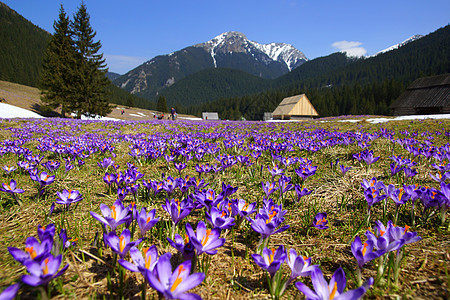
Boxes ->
[121,109,124,115]
[171,107,176,120]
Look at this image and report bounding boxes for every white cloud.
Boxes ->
[332,40,367,57]
[103,54,148,74]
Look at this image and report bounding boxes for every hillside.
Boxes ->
[0,2,49,86]
[0,80,196,121]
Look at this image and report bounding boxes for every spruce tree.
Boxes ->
[39,4,77,117]
[157,95,168,113]
[71,1,112,118]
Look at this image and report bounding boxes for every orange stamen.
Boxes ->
[171,265,186,292]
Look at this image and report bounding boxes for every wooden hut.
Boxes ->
[390,73,450,115]
[272,94,319,120]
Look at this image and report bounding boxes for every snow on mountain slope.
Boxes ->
[373,34,424,56]
[195,31,308,71]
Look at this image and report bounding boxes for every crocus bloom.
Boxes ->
[2,165,17,174]
[21,254,69,287]
[56,189,83,209]
[339,165,351,176]
[252,245,286,277]
[90,199,131,232]
[286,249,318,280]
[137,207,160,237]
[146,253,205,300]
[205,206,235,230]
[351,236,382,268]
[97,157,114,169]
[185,221,225,255]
[0,179,24,194]
[232,198,257,217]
[38,171,55,188]
[119,245,158,276]
[249,214,290,240]
[312,213,329,230]
[294,185,312,202]
[167,233,195,261]
[105,228,142,259]
[295,267,372,300]
[8,236,53,265]
[42,160,60,172]
[162,198,194,225]
[103,172,117,186]
[262,181,279,197]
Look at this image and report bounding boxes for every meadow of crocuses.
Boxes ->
[0,117,448,299]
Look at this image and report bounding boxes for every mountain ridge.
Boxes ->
[112,31,308,99]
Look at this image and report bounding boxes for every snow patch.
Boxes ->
[0,103,44,119]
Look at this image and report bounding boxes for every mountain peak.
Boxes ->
[195,31,307,70]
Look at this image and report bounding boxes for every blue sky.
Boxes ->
[4,0,449,74]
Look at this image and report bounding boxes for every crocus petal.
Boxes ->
[118,259,139,272]
[0,283,20,300]
[21,274,42,287]
[295,281,320,300]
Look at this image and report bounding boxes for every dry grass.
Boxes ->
[0,115,449,299]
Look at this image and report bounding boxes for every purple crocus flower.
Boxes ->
[0,179,24,195]
[174,161,187,174]
[56,189,83,210]
[268,165,284,180]
[249,214,289,240]
[186,221,225,255]
[252,245,286,277]
[117,186,130,201]
[105,228,142,259]
[312,213,329,230]
[90,199,131,232]
[363,188,387,212]
[231,198,257,217]
[146,253,205,300]
[8,236,53,265]
[286,248,318,280]
[42,160,60,172]
[137,207,160,237]
[2,165,17,174]
[262,181,279,197]
[162,198,194,225]
[38,171,55,188]
[103,172,117,186]
[295,164,317,182]
[362,150,380,165]
[167,233,195,261]
[351,236,383,268]
[295,267,372,300]
[205,206,235,230]
[162,176,178,197]
[21,254,69,287]
[119,245,158,276]
[390,163,404,176]
[339,165,352,176]
[294,185,312,202]
[278,176,293,195]
[97,157,114,170]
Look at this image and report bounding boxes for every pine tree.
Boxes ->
[157,95,168,113]
[71,1,112,118]
[39,4,77,117]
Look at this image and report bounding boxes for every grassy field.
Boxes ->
[0,80,197,121]
[0,117,448,299]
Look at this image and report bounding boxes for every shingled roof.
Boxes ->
[390,73,450,115]
[272,94,319,119]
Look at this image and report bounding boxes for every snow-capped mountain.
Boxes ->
[373,34,424,56]
[112,31,308,98]
[195,31,307,71]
